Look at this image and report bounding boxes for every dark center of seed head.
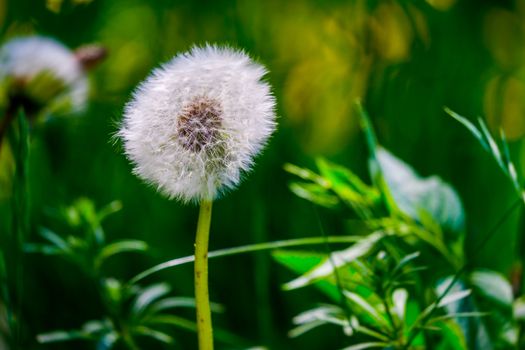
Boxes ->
[177,96,223,153]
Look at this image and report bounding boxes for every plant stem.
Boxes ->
[5,109,29,348]
[122,330,140,350]
[381,296,397,338]
[314,206,353,330]
[194,199,213,350]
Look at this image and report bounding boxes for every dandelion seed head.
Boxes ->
[0,36,88,113]
[119,45,277,202]
[177,96,223,153]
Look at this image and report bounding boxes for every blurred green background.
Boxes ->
[2,0,525,348]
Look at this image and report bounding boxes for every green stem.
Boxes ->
[122,330,140,350]
[195,199,213,350]
[7,109,29,348]
[381,295,397,338]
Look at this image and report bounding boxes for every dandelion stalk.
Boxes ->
[194,199,214,349]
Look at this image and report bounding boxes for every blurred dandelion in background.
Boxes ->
[0,36,88,118]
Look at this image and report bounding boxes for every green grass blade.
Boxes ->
[477,117,504,169]
[132,326,173,344]
[96,240,148,268]
[128,235,363,285]
[341,341,390,350]
[445,108,488,151]
[132,283,171,318]
[39,227,70,252]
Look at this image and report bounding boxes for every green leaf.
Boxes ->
[132,325,173,344]
[435,320,468,350]
[38,320,112,344]
[445,108,488,151]
[353,322,390,342]
[315,158,377,216]
[498,129,520,188]
[288,320,327,338]
[513,296,525,321]
[292,304,348,326]
[144,315,251,347]
[428,312,487,324]
[391,252,420,277]
[37,330,87,343]
[82,320,111,336]
[284,163,330,188]
[376,147,465,232]
[145,314,197,332]
[435,278,494,350]
[392,288,408,321]
[103,278,123,305]
[97,200,123,222]
[498,129,522,194]
[24,243,62,255]
[39,227,71,252]
[343,290,388,328]
[447,108,523,200]
[341,341,389,350]
[147,296,224,316]
[273,250,340,301]
[477,117,504,168]
[438,289,472,308]
[96,332,118,350]
[409,226,457,266]
[289,304,352,337]
[96,240,148,267]
[405,300,424,343]
[131,283,171,317]
[316,158,376,197]
[418,288,472,322]
[469,269,513,308]
[282,232,383,290]
[289,182,339,208]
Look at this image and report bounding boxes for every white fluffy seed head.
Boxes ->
[119,45,277,203]
[0,36,88,114]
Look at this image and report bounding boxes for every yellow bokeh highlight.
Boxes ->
[484,75,525,140]
[96,4,158,93]
[484,8,525,70]
[252,0,428,154]
[369,1,413,63]
[270,2,371,154]
[426,0,457,12]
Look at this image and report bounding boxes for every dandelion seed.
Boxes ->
[119,44,276,202]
